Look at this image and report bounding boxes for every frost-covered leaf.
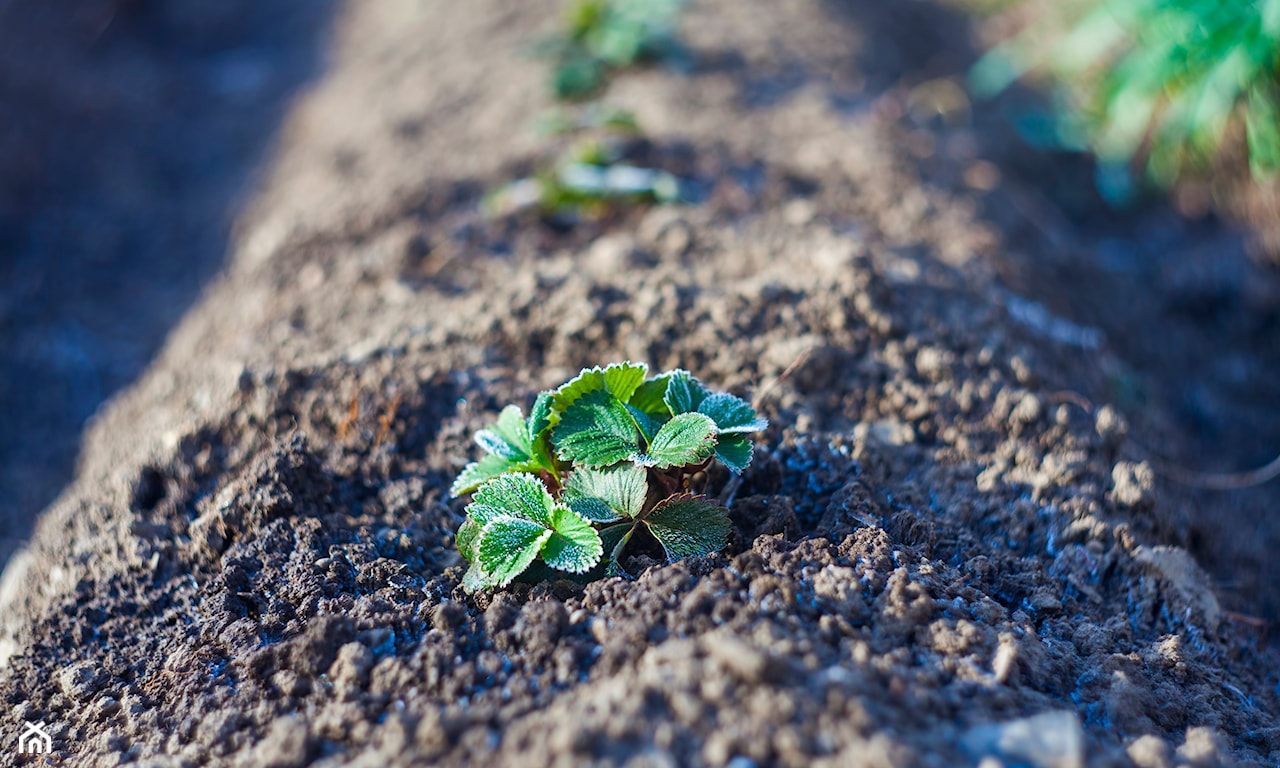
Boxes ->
[475,404,533,459]
[452,405,549,497]
[471,473,556,527]
[540,505,604,573]
[463,562,498,592]
[663,369,708,414]
[552,362,650,415]
[476,516,553,587]
[626,404,663,444]
[553,389,641,467]
[601,361,649,403]
[635,412,716,468]
[527,392,558,476]
[563,463,648,522]
[456,517,482,563]
[644,494,730,561]
[714,434,754,474]
[629,374,673,416]
[697,392,768,434]
[528,392,553,440]
[564,495,623,525]
[451,454,528,497]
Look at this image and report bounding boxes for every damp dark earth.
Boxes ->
[1,2,1279,767]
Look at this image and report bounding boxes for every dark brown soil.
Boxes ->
[1,1,1278,767]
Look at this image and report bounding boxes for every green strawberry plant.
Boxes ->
[483,110,682,218]
[450,363,767,592]
[545,0,687,100]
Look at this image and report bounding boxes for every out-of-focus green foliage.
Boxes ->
[972,0,1280,189]
[485,107,682,218]
[543,0,686,99]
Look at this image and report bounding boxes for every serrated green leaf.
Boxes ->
[463,562,498,593]
[563,463,649,521]
[714,434,754,474]
[663,369,707,414]
[526,392,559,478]
[486,405,534,456]
[552,362,650,415]
[451,454,526,497]
[629,374,673,416]
[635,412,716,468]
[697,392,768,434]
[553,389,641,467]
[475,431,512,458]
[602,361,649,402]
[456,517,482,562]
[528,392,554,441]
[540,505,604,573]
[644,494,730,561]
[564,496,622,524]
[471,473,556,527]
[476,516,553,587]
[464,502,509,527]
[626,404,663,444]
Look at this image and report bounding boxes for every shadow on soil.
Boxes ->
[821,0,1280,625]
[0,0,338,565]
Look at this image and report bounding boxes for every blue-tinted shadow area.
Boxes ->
[0,0,337,565]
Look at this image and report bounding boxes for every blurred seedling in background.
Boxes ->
[971,0,1280,202]
[449,363,767,592]
[542,0,687,99]
[484,105,682,218]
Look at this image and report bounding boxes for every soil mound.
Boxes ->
[1,1,1277,766]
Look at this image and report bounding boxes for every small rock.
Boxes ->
[59,661,108,701]
[991,633,1018,684]
[1176,726,1230,767]
[1012,392,1043,424]
[250,716,312,768]
[812,565,860,604]
[960,710,1084,768]
[1111,461,1155,508]
[1127,734,1173,768]
[1095,406,1128,446]
[1132,546,1221,631]
[914,347,952,381]
[328,642,374,690]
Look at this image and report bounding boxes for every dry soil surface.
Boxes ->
[1,1,1279,767]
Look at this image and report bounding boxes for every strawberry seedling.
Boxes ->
[543,0,687,100]
[450,363,767,592]
[483,109,682,218]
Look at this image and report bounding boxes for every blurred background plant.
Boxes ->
[972,0,1280,204]
[541,0,687,99]
[484,105,682,218]
[487,0,691,220]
